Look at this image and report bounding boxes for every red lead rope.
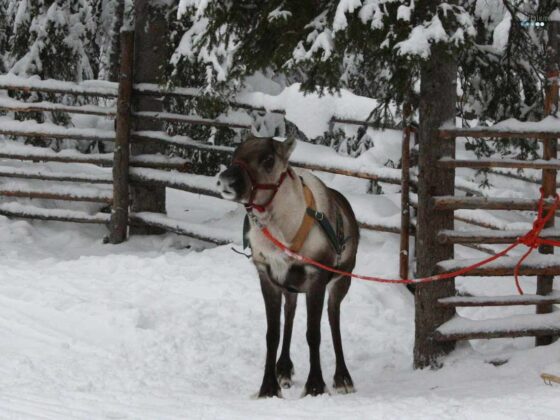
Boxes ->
[260,189,560,295]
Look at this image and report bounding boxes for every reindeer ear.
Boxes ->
[279,136,296,160]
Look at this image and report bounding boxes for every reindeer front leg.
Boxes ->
[257,266,282,398]
[303,273,328,396]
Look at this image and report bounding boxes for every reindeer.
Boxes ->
[217,136,359,398]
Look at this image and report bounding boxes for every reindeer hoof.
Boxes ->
[276,360,294,389]
[333,373,355,394]
[278,375,293,389]
[258,379,282,399]
[302,377,327,397]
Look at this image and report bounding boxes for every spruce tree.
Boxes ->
[171,0,553,166]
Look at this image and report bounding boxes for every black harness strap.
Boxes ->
[306,208,345,256]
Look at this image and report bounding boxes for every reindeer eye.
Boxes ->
[262,155,275,170]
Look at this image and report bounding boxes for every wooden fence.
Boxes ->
[0,31,415,272]
[1,30,559,369]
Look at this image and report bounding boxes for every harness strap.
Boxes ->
[306,208,343,255]
[242,176,345,257]
[289,185,317,253]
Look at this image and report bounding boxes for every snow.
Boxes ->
[439,292,560,305]
[133,111,252,129]
[131,211,238,244]
[0,140,114,162]
[0,191,559,418]
[129,167,220,196]
[0,74,118,96]
[237,84,379,138]
[395,15,448,58]
[444,116,560,133]
[438,312,560,335]
[492,11,511,53]
[2,68,560,418]
[439,227,560,239]
[0,97,115,116]
[333,0,363,32]
[438,254,560,272]
[397,3,413,22]
[550,9,560,21]
[0,118,115,141]
[0,202,110,222]
[0,178,112,201]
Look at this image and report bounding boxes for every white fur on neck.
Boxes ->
[249,168,307,283]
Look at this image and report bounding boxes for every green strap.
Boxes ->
[306,208,344,255]
[243,214,251,250]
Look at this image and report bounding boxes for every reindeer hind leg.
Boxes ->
[328,276,354,394]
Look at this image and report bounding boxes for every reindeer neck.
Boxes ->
[252,168,306,242]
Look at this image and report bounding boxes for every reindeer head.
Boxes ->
[217,136,296,211]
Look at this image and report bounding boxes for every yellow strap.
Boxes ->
[290,184,316,253]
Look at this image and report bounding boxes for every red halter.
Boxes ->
[233,159,293,213]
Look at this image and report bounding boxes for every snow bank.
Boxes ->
[238,83,379,138]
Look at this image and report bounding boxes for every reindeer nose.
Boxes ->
[218,166,245,200]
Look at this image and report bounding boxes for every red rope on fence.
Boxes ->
[260,188,560,295]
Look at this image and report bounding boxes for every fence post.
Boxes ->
[413,45,457,369]
[536,20,560,345]
[109,30,134,244]
[130,0,168,235]
[399,125,411,280]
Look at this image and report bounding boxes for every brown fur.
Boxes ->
[218,136,359,397]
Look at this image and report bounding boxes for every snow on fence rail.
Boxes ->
[0,202,110,224]
[0,74,389,129]
[0,71,414,250]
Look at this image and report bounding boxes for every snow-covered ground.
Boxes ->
[0,186,559,419]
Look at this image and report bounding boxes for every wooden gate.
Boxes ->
[413,79,560,367]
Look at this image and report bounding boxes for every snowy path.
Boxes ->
[0,198,560,419]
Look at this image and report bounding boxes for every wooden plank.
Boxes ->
[133,131,404,185]
[439,127,560,139]
[0,97,115,116]
[128,168,221,198]
[0,75,118,98]
[131,155,189,171]
[291,160,402,185]
[434,327,560,341]
[0,121,115,142]
[438,293,560,307]
[132,111,251,130]
[432,196,552,211]
[0,150,187,171]
[0,187,113,203]
[437,228,560,244]
[0,151,113,166]
[434,312,560,341]
[109,30,134,244]
[435,255,560,277]
[129,212,236,245]
[439,158,560,170]
[455,215,501,230]
[0,203,109,224]
[0,166,112,184]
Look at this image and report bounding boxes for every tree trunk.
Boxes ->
[536,17,560,346]
[108,0,125,82]
[109,30,134,244]
[414,44,457,369]
[130,0,169,234]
